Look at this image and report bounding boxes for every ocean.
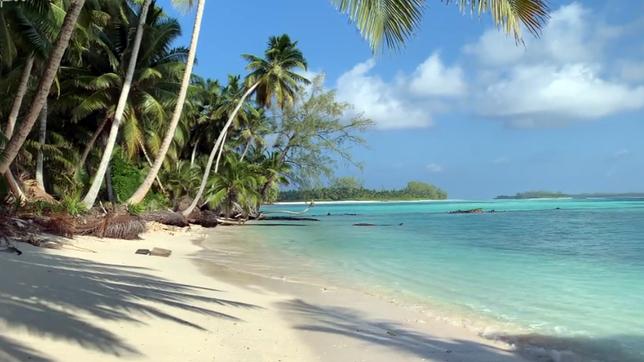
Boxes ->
[208,199,644,361]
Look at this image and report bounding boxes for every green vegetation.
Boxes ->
[0,0,548,218]
[279,177,447,202]
[496,191,569,199]
[496,191,644,200]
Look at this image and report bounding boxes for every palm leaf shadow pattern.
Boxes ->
[0,247,258,361]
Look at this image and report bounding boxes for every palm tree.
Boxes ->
[179,35,309,216]
[0,0,58,200]
[80,0,154,208]
[238,108,270,161]
[128,0,548,208]
[52,8,184,203]
[126,0,206,205]
[0,0,86,174]
[333,0,548,50]
[204,154,261,218]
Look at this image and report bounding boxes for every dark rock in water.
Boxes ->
[448,208,484,214]
[353,223,404,227]
[262,216,320,222]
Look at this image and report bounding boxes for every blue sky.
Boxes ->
[159,0,644,199]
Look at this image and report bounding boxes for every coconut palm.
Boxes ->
[52,9,185,204]
[204,153,261,218]
[0,0,86,174]
[128,0,548,209]
[179,35,309,216]
[80,0,155,208]
[0,0,60,200]
[126,0,206,205]
[238,108,270,162]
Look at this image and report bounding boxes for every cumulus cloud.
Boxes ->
[426,163,444,173]
[465,3,644,127]
[335,53,464,129]
[409,54,467,97]
[479,63,644,127]
[334,2,644,130]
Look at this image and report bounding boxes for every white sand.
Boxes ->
[0,226,530,362]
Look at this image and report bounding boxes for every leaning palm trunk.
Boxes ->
[5,55,35,138]
[0,0,85,174]
[0,55,34,202]
[81,0,152,208]
[35,102,47,190]
[181,81,259,217]
[239,138,252,161]
[138,139,166,193]
[5,173,26,203]
[76,116,109,174]
[127,0,206,205]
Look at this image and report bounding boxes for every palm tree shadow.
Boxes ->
[0,247,259,361]
[279,299,526,361]
[0,336,53,362]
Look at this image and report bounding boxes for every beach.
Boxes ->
[0,224,528,362]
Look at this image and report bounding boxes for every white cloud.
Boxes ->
[336,53,464,129]
[465,3,644,127]
[479,63,644,127]
[336,60,431,129]
[409,54,466,97]
[334,2,644,130]
[426,163,444,173]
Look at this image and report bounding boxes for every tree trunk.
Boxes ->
[35,102,47,190]
[239,138,252,161]
[81,0,152,208]
[181,81,259,217]
[190,141,198,167]
[105,164,115,203]
[138,138,166,193]
[0,0,85,174]
[0,56,33,203]
[5,172,26,203]
[76,116,109,173]
[127,0,206,205]
[5,54,35,138]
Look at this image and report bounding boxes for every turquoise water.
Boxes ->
[234,199,644,360]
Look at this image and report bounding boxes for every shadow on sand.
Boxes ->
[279,299,527,361]
[280,299,644,362]
[0,248,258,361]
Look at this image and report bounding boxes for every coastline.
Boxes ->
[0,225,530,361]
[272,199,461,205]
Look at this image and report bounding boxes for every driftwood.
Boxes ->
[141,211,189,227]
[75,212,146,240]
[188,210,218,228]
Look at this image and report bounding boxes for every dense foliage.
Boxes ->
[496,191,644,199]
[279,177,447,201]
[0,0,548,217]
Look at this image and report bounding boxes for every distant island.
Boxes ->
[279,178,447,202]
[496,191,644,199]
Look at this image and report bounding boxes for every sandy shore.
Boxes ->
[0,225,530,362]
